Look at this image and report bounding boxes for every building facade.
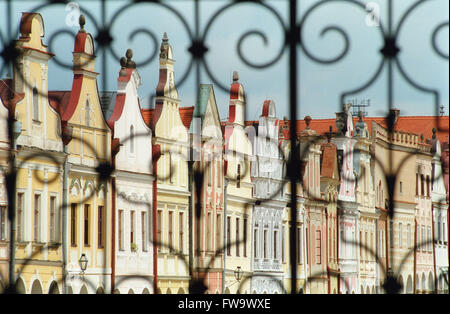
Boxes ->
[150,34,190,294]
[10,12,65,294]
[223,72,253,294]
[250,100,286,294]
[102,50,154,294]
[50,17,112,294]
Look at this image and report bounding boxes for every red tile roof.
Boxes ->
[48,91,71,115]
[141,108,152,127]
[243,116,449,144]
[0,79,25,115]
[141,106,194,131]
[179,106,194,129]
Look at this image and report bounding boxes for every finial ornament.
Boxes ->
[163,32,168,42]
[232,71,239,82]
[304,116,312,129]
[126,49,136,68]
[119,57,127,76]
[79,15,86,32]
[432,127,436,139]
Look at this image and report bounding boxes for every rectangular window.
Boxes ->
[243,218,248,257]
[416,173,419,195]
[179,212,184,253]
[298,227,303,264]
[50,196,59,243]
[216,161,221,188]
[207,159,212,187]
[157,210,162,252]
[0,206,7,241]
[282,226,285,263]
[216,214,221,252]
[360,231,364,260]
[142,212,147,252]
[227,217,231,256]
[34,194,41,242]
[119,210,124,251]
[306,227,309,262]
[254,228,258,259]
[207,212,212,251]
[316,229,321,264]
[71,204,77,246]
[370,232,374,261]
[442,222,447,244]
[421,225,425,252]
[274,230,278,260]
[263,230,267,259]
[427,227,432,252]
[407,224,411,249]
[98,206,104,248]
[236,218,240,256]
[84,204,89,246]
[130,210,135,246]
[168,211,173,251]
[399,223,403,248]
[390,222,394,248]
[17,193,24,242]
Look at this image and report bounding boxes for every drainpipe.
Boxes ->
[431,204,437,293]
[111,167,116,292]
[413,217,417,293]
[326,208,330,294]
[62,146,69,294]
[7,118,21,289]
[222,178,228,293]
[303,203,308,293]
[385,214,389,282]
[188,156,193,284]
[152,145,161,294]
[337,206,340,293]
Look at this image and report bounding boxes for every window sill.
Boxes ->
[32,119,42,125]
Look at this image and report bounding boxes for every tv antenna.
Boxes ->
[348,98,370,117]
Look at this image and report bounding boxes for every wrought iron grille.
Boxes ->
[0,0,448,295]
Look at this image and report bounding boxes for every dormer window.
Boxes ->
[32,87,39,121]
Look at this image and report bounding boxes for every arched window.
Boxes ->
[130,125,135,154]
[33,87,39,121]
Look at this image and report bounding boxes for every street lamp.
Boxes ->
[79,253,88,274]
[234,266,243,282]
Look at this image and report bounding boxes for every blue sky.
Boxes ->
[0,0,448,121]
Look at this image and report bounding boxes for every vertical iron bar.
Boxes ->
[6,0,16,291]
[289,0,298,295]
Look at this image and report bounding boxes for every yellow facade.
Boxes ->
[12,13,65,294]
[223,78,253,294]
[63,21,111,294]
[153,34,190,294]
